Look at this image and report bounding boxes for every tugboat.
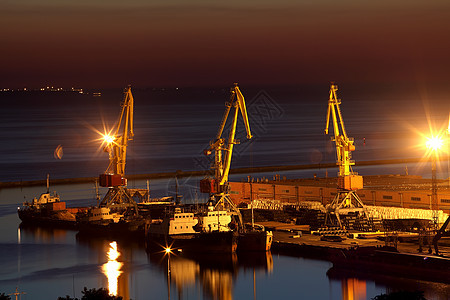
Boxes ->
[17,174,78,228]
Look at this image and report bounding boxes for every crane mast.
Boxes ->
[324,83,366,228]
[200,83,252,225]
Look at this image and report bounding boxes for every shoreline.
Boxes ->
[0,157,427,188]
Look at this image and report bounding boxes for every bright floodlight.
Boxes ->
[164,247,172,254]
[426,135,443,151]
[103,134,115,144]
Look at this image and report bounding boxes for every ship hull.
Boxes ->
[238,230,273,252]
[146,230,238,254]
[77,218,147,239]
[18,208,77,229]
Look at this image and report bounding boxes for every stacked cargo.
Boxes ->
[365,206,449,224]
[295,209,326,230]
[295,201,326,212]
[251,199,284,210]
[315,227,348,236]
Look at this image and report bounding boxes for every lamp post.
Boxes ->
[447,113,450,188]
[426,135,443,227]
[165,247,172,300]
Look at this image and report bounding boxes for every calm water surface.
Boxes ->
[1,85,449,182]
[1,182,450,300]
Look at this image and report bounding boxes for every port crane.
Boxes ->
[324,83,366,228]
[200,83,252,227]
[98,86,147,214]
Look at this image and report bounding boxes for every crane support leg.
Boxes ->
[100,186,139,215]
[325,190,368,229]
[214,193,244,229]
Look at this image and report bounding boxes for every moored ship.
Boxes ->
[146,205,238,253]
[17,175,81,228]
[76,206,148,238]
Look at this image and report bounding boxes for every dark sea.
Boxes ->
[1,84,450,299]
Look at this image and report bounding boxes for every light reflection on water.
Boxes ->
[101,241,123,296]
[148,249,274,300]
[340,278,367,300]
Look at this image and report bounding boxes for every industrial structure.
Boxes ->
[98,86,147,214]
[323,83,366,227]
[200,83,252,226]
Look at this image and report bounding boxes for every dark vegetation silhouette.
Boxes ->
[371,290,426,300]
[0,293,11,300]
[57,287,125,300]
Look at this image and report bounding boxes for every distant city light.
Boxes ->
[0,86,84,93]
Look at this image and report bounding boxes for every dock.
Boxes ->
[267,220,450,255]
[264,221,450,283]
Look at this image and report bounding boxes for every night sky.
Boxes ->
[2,0,450,89]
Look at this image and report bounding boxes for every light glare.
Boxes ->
[103,134,115,144]
[426,136,443,151]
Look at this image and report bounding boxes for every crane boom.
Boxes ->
[236,86,252,140]
[325,83,356,178]
[203,83,252,192]
[220,85,252,185]
[106,86,134,177]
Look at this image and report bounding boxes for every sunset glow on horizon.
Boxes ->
[1,1,450,88]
